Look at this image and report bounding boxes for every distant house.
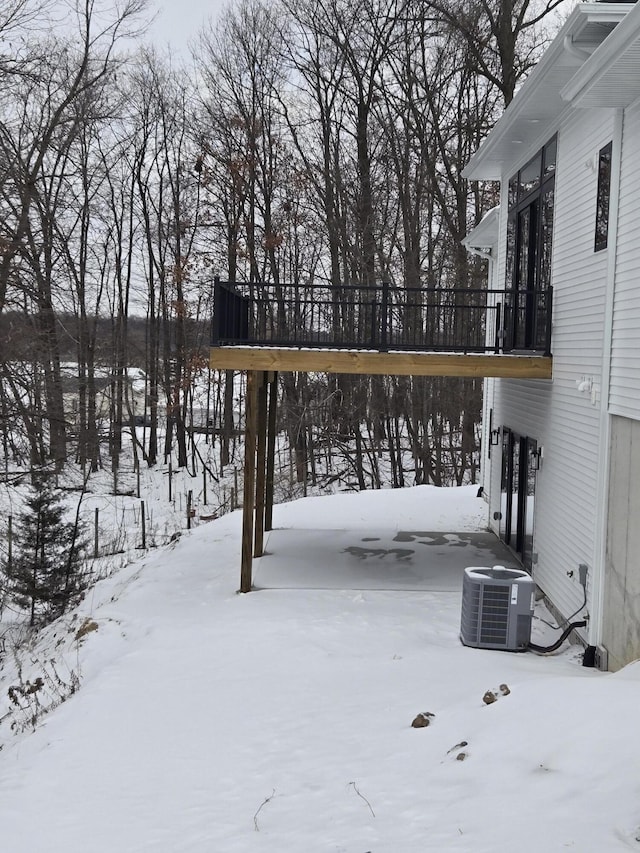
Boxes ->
[463,1,640,671]
[61,365,148,429]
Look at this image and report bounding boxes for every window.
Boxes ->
[594,141,613,252]
[505,137,556,352]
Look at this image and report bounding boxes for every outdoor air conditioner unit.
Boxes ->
[460,565,535,651]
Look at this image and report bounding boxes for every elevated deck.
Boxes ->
[210,278,553,378]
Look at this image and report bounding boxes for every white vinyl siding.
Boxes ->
[609,102,640,419]
[486,108,616,625]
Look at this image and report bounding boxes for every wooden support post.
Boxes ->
[265,371,278,532]
[254,372,268,557]
[240,370,258,592]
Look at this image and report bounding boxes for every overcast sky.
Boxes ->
[145,0,228,58]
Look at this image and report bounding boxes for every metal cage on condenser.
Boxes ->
[460,566,535,651]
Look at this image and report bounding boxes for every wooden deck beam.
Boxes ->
[210,347,552,379]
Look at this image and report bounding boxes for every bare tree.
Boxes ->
[426,0,566,105]
[0,0,148,470]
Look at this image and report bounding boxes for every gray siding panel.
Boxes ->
[603,416,640,670]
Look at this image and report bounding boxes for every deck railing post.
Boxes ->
[370,300,378,348]
[494,301,502,353]
[380,280,389,351]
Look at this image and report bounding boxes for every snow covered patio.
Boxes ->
[254,528,515,592]
[1,485,639,852]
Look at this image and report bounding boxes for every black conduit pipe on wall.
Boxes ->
[528,621,588,654]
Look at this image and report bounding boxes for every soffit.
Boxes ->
[463,4,631,181]
[561,1,640,108]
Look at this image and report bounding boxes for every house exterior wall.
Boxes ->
[486,107,618,632]
[609,100,640,419]
[467,4,640,669]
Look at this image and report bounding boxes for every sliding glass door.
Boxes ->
[500,429,537,571]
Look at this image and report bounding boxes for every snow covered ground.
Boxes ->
[0,484,638,852]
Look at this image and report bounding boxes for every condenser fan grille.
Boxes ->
[479,584,510,645]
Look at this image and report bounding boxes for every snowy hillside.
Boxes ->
[0,485,637,852]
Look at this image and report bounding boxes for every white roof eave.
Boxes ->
[463,3,633,181]
[462,206,500,253]
[560,1,640,108]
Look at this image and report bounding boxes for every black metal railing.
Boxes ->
[211,278,552,356]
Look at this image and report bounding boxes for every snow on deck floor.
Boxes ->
[0,485,637,852]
